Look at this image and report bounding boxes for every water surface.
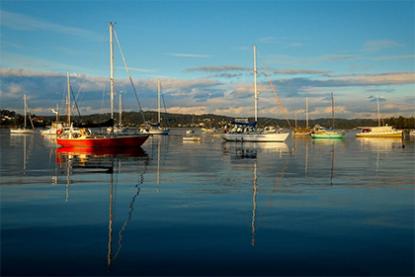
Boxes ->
[1,129,414,276]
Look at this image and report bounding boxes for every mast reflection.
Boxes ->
[54,146,148,269]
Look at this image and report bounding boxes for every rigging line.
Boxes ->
[69,82,82,119]
[113,28,146,123]
[161,94,170,128]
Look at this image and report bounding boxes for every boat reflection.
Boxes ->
[251,161,257,247]
[55,145,149,269]
[223,143,257,160]
[223,142,289,160]
[357,137,403,152]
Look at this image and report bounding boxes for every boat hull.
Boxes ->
[311,133,343,139]
[147,129,169,135]
[56,135,149,148]
[355,131,402,138]
[222,132,289,142]
[10,128,34,134]
[140,128,169,135]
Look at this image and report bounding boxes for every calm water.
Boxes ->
[1,129,414,276]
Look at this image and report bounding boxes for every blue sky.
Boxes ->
[1,0,414,119]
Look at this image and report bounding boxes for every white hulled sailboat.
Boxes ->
[222,45,289,142]
[10,95,34,135]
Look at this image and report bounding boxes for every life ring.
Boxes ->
[56,129,63,136]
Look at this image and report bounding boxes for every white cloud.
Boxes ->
[0,10,101,40]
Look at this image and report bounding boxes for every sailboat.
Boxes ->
[356,96,402,138]
[222,45,289,142]
[310,93,344,139]
[56,22,149,148]
[10,95,34,134]
[140,80,170,135]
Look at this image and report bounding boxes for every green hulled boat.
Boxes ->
[311,92,344,140]
[311,130,344,139]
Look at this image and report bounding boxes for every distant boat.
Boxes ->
[57,22,149,148]
[183,129,201,142]
[311,93,344,139]
[140,80,170,135]
[40,105,63,136]
[356,125,402,138]
[222,45,289,142]
[10,94,34,135]
[356,97,402,138]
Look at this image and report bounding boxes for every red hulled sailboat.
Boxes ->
[56,22,149,148]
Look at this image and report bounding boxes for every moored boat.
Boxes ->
[10,95,34,135]
[222,45,289,142]
[139,80,170,135]
[356,125,402,138]
[56,22,149,148]
[310,93,344,139]
[311,130,344,139]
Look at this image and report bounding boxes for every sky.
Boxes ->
[1,0,414,119]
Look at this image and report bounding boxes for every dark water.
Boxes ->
[1,129,414,276]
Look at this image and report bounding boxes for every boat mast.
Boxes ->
[66,72,71,126]
[23,94,27,129]
[376,96,381,126]
[157,79,161,125]
[305,97,309,129]
[253,45,258,123]
[109,22,115,120]
[118,94,122,127]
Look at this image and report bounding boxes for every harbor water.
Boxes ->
[1,129,414,276]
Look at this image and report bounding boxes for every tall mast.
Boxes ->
[23,94,27,128]
[118,93,122,127]
[253,45,258,122]
[305,97,309,129]
[109,22,115,120]
[157,79,161,124]
[376,96,381,126]
[66,72,71,125]
[331,92,335,129]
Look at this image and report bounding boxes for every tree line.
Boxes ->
[1,109,414,130]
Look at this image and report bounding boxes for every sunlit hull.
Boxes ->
[183,136,201,142]
[355,131,402,138]
[311,133,343,139]
[10,128,34,135]
[57,135,149,148]
[141,127,169,135]
[222,132,289,142]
